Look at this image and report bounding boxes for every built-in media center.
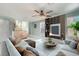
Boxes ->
[45,15,65,40]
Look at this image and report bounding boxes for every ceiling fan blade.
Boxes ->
[46,10,53,13]
[46,15,52,17]
[32,15,38,17]
[32,14,40,17]
[34,10,39,13]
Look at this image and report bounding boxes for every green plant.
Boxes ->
[48,37,52,43]
[68,21,79,39]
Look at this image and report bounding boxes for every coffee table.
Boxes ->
[45,42,56,48]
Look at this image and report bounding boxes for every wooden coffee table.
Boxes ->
[45,42,56,48]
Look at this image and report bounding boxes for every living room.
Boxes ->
[0,3,79,56]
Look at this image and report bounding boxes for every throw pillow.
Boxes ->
[15,40,31,49]
[64,40,71,45]
[22,49,36,56]
[26,47,39,56]
[69,41,77,49]
[56,51,66,56]
[15,47,36,56]
[15,47,24,54]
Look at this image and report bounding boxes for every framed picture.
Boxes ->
[34,24,37,28]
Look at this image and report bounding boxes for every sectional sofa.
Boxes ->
[1,38,79,56]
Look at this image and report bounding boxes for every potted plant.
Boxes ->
[68,21,79,40]
[48,37,52,43]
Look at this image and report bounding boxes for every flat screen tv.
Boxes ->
[49,24,61,36]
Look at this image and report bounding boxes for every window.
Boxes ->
[16,20,29,32]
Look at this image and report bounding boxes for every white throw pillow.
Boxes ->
[15,40,31,49]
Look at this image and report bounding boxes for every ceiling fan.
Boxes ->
[32,9,53,18]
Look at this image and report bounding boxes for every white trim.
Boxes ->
[49,23,61,36]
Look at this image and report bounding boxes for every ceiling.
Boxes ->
[0,3,79,22]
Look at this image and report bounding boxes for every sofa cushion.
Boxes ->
[69,41,77,49]
[15,47,24,54]
[16,47,36,56]
[61,45,79,54]
[15,40,31,49]
[25,40,36,48]
[26,47,39,56]
[64,40,71,45]
[56,51,66,56]
[22,49,36,56]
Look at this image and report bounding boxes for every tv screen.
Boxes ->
[52,26,59,34]
[50,24,60,36]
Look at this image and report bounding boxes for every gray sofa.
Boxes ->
[5,39,21,56]
[1,38,78,56]
[0,41,9,56]
[4,39,40,56]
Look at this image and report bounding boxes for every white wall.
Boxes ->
[0,19,10,43]
[29,21,41,37]
[29,21,45,38]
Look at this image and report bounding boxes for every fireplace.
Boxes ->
[49,24,61,37]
